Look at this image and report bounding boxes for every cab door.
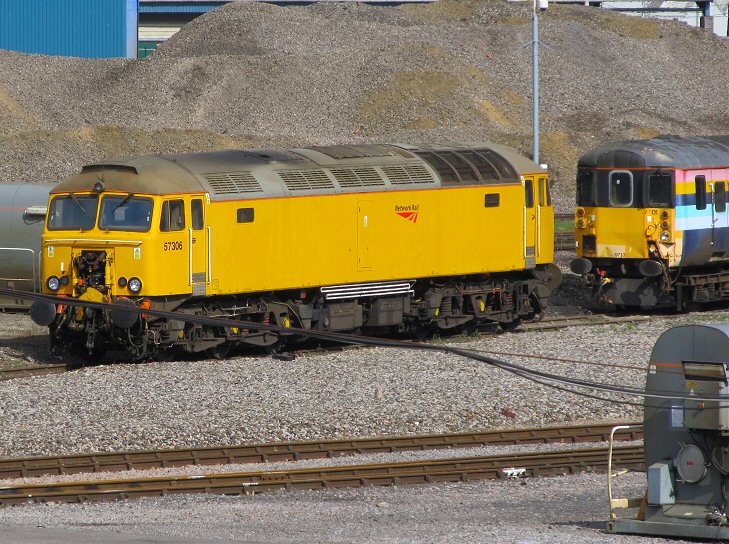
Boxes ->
[357,200,371,271]
[159,198,189,296]
[536,176,548,258]
[523,177,536,269]
[189,195,209,296]
[711,176,728,256]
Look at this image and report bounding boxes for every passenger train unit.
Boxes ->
[570,135,729,310]
[27,142,560,360]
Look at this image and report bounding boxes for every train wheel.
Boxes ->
[413,325,435,341]
[79,347,107,364]
[207,342,231,360]
[499,318,522,332]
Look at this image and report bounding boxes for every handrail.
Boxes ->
[0,248,37,290]
[608,423,644,520]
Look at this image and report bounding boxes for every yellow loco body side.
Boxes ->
[32,143,560,360]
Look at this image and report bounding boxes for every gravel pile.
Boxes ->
[1,0,728,211]
[2,307,725,458]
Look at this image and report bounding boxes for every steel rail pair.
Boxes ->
[0,444,645,505]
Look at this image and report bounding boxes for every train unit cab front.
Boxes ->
[30,163,211,360]
[571,135,729,311]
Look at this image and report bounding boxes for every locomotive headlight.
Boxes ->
[47,275,61,292]
[128,277,142,294]
[660,230,671,243]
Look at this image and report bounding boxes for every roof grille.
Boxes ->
[329,167,385,188]
[278,170,334,191]
[203,172,262,194]
[382,164,435,185]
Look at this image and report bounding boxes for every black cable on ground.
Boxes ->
[0,286,717,405]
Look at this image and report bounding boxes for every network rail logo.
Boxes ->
[395,204,419,223]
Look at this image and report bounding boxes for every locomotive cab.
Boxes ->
[572,136,729,311]
[42,188,211,303]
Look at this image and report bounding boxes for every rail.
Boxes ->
[0,444,645,505]
[0,422,642,479]
[555,213,575,251]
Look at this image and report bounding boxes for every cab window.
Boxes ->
[716,182,727,213]
[609,171,633,207]
[47,194,99,231]
[191,199,204,230]
[160,200,185,232]
[99,195,153,232]
[525,179,534,208]
[696,175,707,210]
[576,171,596,206]
[538,178,546,206]
[546,179,552,206]
[647,172,673,207]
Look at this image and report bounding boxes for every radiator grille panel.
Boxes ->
[278,170,334,191]
[329,167,385,188]
[203,172,261,194]
[382,164,435,185]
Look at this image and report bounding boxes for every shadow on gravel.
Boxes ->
[550,520,607,530]
[0,334,57,366]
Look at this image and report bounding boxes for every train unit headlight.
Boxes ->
[660,231,671,243]
[46,275,61,292]
[128,277,143,294]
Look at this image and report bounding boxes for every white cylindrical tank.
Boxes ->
[0,183,53,304]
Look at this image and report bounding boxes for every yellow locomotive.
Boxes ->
[30,143,559,359]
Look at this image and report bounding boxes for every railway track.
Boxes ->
[555,231,576,251]
[521,313,653,332]
[0,312,663,382]
[0,422,641,479]
[555,213,575,251]
[0,363,69,381]
[0,444,644,505]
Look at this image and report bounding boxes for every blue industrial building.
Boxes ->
[138,1,229,58]
[0,0,138,58]
[0,0,436,59]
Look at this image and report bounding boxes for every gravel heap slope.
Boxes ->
[1,0,728,211]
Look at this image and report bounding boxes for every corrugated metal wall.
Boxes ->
[0,0,138,58]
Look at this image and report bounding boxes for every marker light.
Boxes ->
[660,231,671,242]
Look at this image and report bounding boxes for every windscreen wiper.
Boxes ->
[111,193,134,213]
[69,192,87,214]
